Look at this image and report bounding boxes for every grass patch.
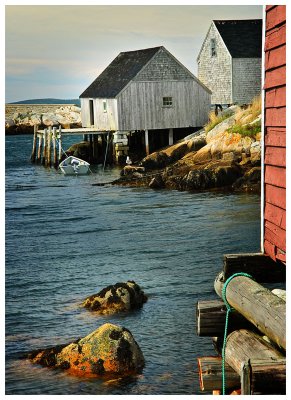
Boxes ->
[227,120,261,138]
[204,111,232,133]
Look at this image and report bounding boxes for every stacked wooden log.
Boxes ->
[196,253,286,395]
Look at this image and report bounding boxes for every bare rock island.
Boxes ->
[28,323,145,377]
[83,281,148,314]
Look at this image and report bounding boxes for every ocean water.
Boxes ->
[5,134,261,395]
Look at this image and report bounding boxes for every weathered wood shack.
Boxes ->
[197,19,262,106]
[263,5,286,263]
[79,46,211,154]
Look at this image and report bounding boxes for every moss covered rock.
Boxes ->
[28,323,145,377]
[83,281,148,315]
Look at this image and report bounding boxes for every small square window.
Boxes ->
[103,100,107,113]
[163,97,173,107]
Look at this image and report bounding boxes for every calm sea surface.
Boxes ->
[5,134,260,395]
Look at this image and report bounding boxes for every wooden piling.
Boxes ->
[58,125,63,162]
[41,128,47,165]
[30,125,38,162]
[46,126,52,167]
[36,132,42,163]
[52,127,58,168]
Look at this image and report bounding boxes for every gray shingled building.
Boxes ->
[197,19,262,107]
[80,46,211,153]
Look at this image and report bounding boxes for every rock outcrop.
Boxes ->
[116,102,262,193]
[28,323,145,377]
[83,281,148,315]
[5,104,82,134]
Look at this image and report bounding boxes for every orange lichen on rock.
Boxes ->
[27,323,145,378]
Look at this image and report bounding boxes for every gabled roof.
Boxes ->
[80,46,162,98]
[213,19,262,58]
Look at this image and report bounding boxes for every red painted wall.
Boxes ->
[264,5,286,262]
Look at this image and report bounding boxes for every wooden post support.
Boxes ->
[145,129,149,155]
[46,126,52,167]
[223,276,286,349]
[169,128,173,146]
[52,127,58,168]
[30,125,38,162]
[58,125,63,162]
[36,133,42,163]
[41,129,47,165]
[197,356,240,392]
[240,359,251,395]
[225,329,284,376]
[196,299,256,337]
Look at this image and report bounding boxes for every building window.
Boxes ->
[163,97,173,107]
[103,100,107,113]
[210,39,216,57]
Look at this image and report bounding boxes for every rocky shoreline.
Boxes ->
[5,104,82,135]
[113,103,262,193]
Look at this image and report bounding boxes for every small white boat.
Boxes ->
[59,156,90,175]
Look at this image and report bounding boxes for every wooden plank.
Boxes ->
[224,277,286,349]
[265,107,286,127]
[264,202,286,229]
[241,359,251,395]
[264,239,276,261]
[265,24,286,51]
[223,253,286,283]
[30,125,38,162]
[265,127,285,147]
[264,165,286,188]
[264,145,286,167]
[264,220,286,252]
[266,6,286,31]
[265,87,286,109]
[264,65,286,90]
[265,45,286,71]
[266,5,277,11]
[196,299,256,337]
[197,356,240,392]
[265,183,286,209]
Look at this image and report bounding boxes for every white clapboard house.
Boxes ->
[80,46,211,154]
[197,19,262,108]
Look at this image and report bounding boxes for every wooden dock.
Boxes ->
[196,253,286,395]
[30,125,115,167]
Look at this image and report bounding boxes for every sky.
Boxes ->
[5,3,263,103]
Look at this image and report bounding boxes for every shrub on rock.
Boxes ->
[28,323,145,377]
[83,281,148,314]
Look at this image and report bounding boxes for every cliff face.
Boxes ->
[116,101,262,193]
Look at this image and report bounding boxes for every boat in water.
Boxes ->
[59,156,90,175]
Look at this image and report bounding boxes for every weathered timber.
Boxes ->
[225,329,284,375]
[41,129,47,165]
[196,299,256,337]
[52,127,58,168]
[36,133,42,163]
[224,276,286,349]
[197,356,240,392]
[46,127,52,167]
[30,125,38,162]
[58,125,62,162]
[223,253,286,283]
[243,358,286,395]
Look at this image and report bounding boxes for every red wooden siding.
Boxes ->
[264,5,286,262]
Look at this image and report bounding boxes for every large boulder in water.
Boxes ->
[28,323,145,377]
[83,281,147,314]
[64,141,91,162]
